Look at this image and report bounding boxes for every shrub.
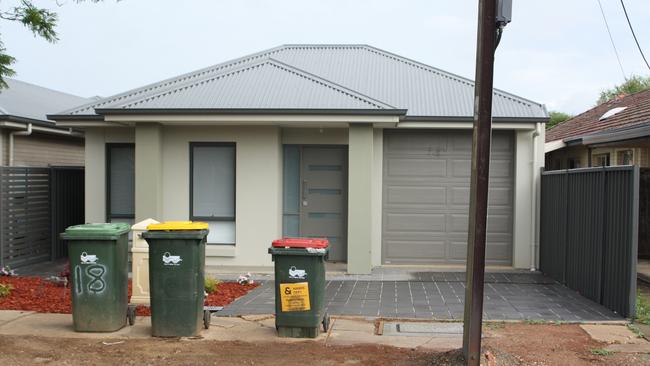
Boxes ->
[0,283,13,297]
[204,276,221,294]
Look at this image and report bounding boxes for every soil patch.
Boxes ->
[483,323,649,366]
[0,277,257,316]
[0,336,434,366]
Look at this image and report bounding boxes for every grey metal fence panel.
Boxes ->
[50,167,85,260]
[0,167,51,268]
[539,173,567,282]
[540,166,639,318]
[639,169,650,258]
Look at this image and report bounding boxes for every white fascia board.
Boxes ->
[396,121,536,130]
[544,139,566,153]
[103,114,400,125]
[56,121,131,128]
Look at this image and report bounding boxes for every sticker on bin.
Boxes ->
[280,282,311,312]
[288,266,307,279]
[162,252,182,266]
[80,252,98,264]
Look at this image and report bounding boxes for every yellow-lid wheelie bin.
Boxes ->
[142,221,210,337]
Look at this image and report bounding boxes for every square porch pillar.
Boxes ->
[347,124,374,274]
[135,123,163,222]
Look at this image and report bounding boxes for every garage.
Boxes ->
[382,129,514,265]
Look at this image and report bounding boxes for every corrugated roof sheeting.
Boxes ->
[58,44,547,119]
[112,60,390,110]
[0,78,91,122]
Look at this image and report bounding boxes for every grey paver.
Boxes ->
[217,272,621,321]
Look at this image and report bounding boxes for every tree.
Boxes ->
[546,111,573,130]
[0,0,102,89]
[597,75,650,105]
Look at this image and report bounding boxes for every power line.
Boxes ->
[596,0,627,79]
[620,0,650,71]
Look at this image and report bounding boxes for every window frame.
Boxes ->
[189,142,237,222]
[592,153,611,167]
[105,143,136,220]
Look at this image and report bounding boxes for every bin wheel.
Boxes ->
[203,309,211,329]
[322,313,330,332]
[127,305,136,326]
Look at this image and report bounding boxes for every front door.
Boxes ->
[299,147,348,262]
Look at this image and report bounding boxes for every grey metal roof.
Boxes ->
[0,78,91,123]
[104,59,393,110]
[57,44,548,119]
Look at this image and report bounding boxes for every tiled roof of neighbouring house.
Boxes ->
[55,44,548,119]
[546,89,650,143]
[0,78,91,123]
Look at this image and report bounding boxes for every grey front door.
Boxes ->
[299,147,348,262]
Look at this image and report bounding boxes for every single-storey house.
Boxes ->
[545,89,650,170]
[0,78,88,166]
[50,44,548,274]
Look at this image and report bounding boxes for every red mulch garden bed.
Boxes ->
[0,276,258,316]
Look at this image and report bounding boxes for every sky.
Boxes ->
[3,0,650,115]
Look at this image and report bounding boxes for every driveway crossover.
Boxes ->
[217,272,621,321]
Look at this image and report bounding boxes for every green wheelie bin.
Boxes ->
[61,223,135,332]
[269,238,330,338]
[142,221,210,337]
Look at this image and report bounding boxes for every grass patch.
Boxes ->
[483,322,505,330]
[525,319,547,325]
[628,323,645,338]
[590,348,616,356]
[636,290,650,325]
[204,276,221,294]
[0,283,12,297]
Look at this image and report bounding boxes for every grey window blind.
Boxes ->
[192,145,235,219]
[108,145,135,217]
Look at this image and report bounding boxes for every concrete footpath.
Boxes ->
[0,310,462,350]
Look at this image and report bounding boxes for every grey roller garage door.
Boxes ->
[382,130,514,265]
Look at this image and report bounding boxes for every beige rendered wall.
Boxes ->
[281,127,348,145]
[135,124,163,222]
[347,124,374,274]
[84,127,135,222]
[512,124,544,270]
[371,128,383,268]
[160,125,282,267]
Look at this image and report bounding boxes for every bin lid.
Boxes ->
[272,237,329,249]
[62,223,131,239]
[147,221,209,231]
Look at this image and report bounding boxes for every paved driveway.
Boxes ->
[218,272,621,321]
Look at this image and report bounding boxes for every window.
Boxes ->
[568,158,580,169]
[190,143,236,245]
[106,144,135,223]
[617,150,634,165]
[592,153,610,167]
[283,145,300,237]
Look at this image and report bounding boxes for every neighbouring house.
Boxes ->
[0,78,89,268]
[545,90,650,170]
[49,44,548,274]
[0,78,88,166]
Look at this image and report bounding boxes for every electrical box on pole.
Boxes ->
[496,0,512,26]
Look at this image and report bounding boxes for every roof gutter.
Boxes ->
[401,115,549,123]
[94,108,409,116]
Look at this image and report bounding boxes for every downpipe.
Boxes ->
[9,123,32,166]
[530,122,542,271]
